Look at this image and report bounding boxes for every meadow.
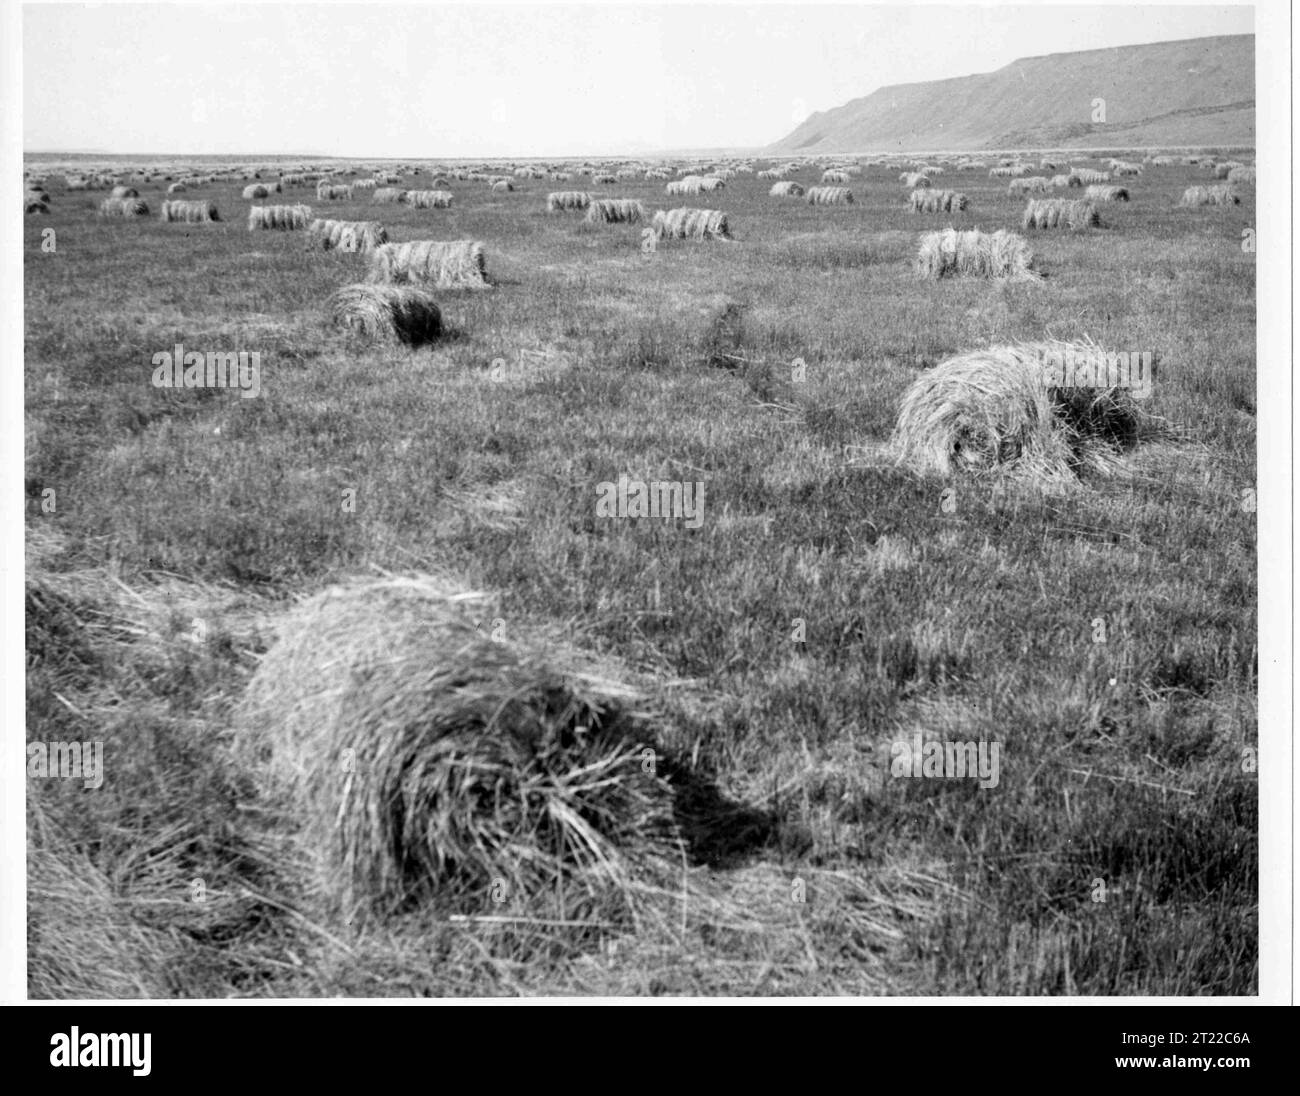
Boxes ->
[24,150,1257,996]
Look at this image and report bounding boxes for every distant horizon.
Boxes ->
[24,7,1253,158]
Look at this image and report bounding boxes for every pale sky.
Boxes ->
[23,2,1254,157]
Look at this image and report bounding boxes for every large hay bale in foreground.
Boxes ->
[327,284,441,346]
[98,196,149,218]
[806,186,854,206]
[308,218,388,253]
[160,199,220,223]
[890,341,1148,481]
[1180,184,1240,208]
[368,239,490,289]
[1021,198,1101,230]
[1226,166,1255,186]
[405,189,454,209]
[768,180,804,198]
[652,207,732,241]
[237,577,681,920]
[915,228,1036,280]
[585,198,645,224]
[910,188,967,213]
[546,190,592,212]
[247,204,312,230]
[25,192,50,214]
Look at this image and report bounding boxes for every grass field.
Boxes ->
[25,151,1257,996]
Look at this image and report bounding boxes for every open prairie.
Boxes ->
[25,151,1256,997]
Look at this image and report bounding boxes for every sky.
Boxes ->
[22,2,1254,157]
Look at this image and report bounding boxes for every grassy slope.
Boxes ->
[25,156,1256,996]
[769,35,1254,153]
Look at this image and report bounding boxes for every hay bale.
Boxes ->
[1084,185,1128,202]
[822,169,851,183]
[915,228,1037,280]
[236,577,681,920]
[546,190,592,212]
[25,191,50,214]
[372,187,407,204]
[1021,198,1101,229]
[1180,184,1240,208]
[160,199,220,223]
[368,239,490,289]
[327,284,442,346]
[166,181,187,194]
[241,182,281,199]
[1068,169,1110,185]
[317,182,354,200]
[585,198,645,225]
[1008,176,1050,194]
[246,204,313,230]
[1111,161,1142,177]
[768,180,805,198]
[989,165,1031,178]
[351,178,377,191]
[1226,166,1255,186]
[405,190,454,209]
[890,341,1150,481]
[98,196,150,218]
[592,174,617,185]
[109,185,139,199]
[1213,161,1244,179]
[806,186,855,206]
[899,172,931,189]
[652,208,732,241]
[909,188,968,213]
[308,218,388,253]
[1049,174,1080,188]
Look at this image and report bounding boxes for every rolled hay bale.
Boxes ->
[490,179,515,192]
[327,283,442,346]
[351,178,377,191]
[822,169,851,183]
[246,203,313,230]
[1149,155,1175,166]
[666,176,704,196]
[989,164,1030,178]
[585,198,646,225]
[652,207,732,241]
[890,340,1152,482]
[236,577,682,922]
[591,173,617,185]
[368,239,490,289]
[915,228,1037,280]
[768,180,805,198]
[316,182,354,200]
[1226,166,1256,186]
[405,189,454,209]
[546,190,592,212]
[1021,198,1101,230]
[241,182,281,199]
[806,186,855,206]
[1049,173,1080,188]
[160,199,220,223]
[166,181,187,194]
[1084,184,1129,202]
[308,218,388,253]
[1212,161,1244,179]
[1008,176,1051,195]
[109,185,139,199]
[899,172,931,189]
[1180,184,1240,207]
[909,188,968,213]
[98,196,150,218]
[1068,168,1110,185]
[25,192,50,214]
[1111,161,1142,177]
[372,187,407,204]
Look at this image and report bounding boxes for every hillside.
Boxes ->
[767,34,1253,154]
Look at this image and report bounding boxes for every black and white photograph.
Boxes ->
[3,0,1289,1025]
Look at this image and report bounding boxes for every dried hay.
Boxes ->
[585,198,646,225]
[405,190,454,210]
[1068,169,1110,185]
[822,169,851,183]
[491,179,515,192]
[327,284,442,346]
[246,204,313,230]
[98,196,150,218]
[652,207,732,241]
[307,218,388,253]
[890,340,1154,483]
[109,185,139,199]
[241,182,281,199]
[1084,185,1128,202]
[160,199,220,223]
[1021,198,1101,229]
[236,577,684,923]
[316,182,354,200]
[546,190,592,212]
[372,187,408,204]
[899,172,931,189]
[806,186,855,206]
[768,180,804,197]
[1050,174,1081,188]
[1180,185,1240,207]
[909,188,968,213]
[1226,166,1255,186]
[368,239,490,289]
[25,192,50,214]
[1007,176,1050,194]
[914,228,1037,280]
